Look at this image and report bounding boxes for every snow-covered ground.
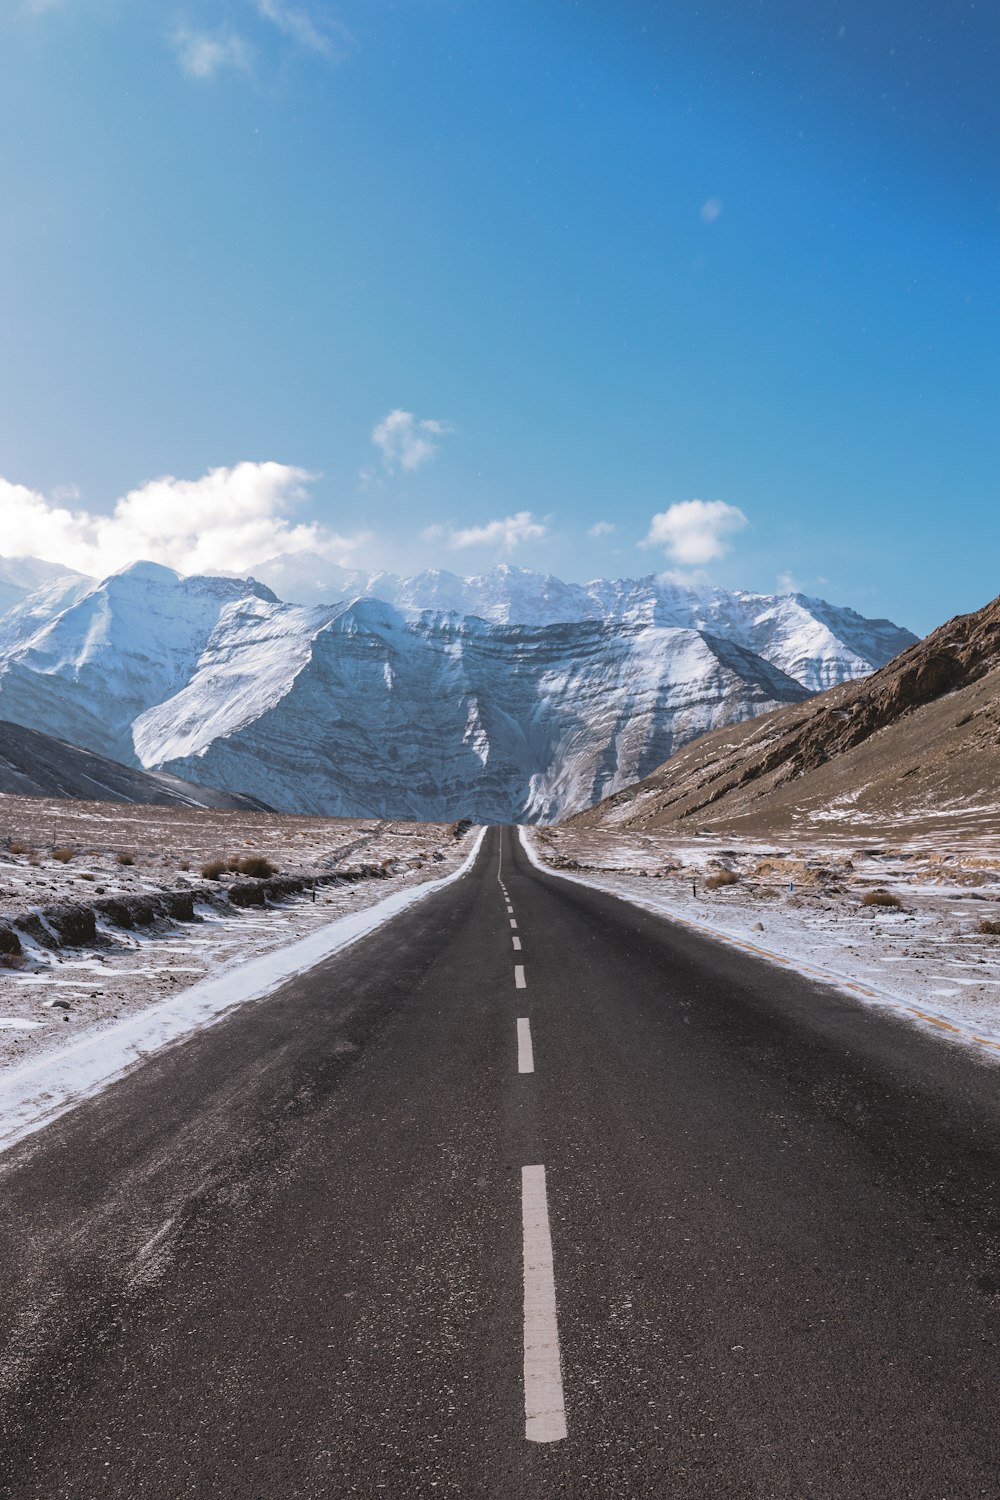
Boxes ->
[0,796,477,1075]
[523,826,1000,1059]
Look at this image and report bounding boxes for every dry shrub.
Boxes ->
[51,847,75,864]
[235,855,275,879]
[79,872,95,882]
[116,851,135,867]
[705,870,739,890]
[179,860,190,871]
[862,889,902,909]
[9,841,32,856]
[201,858,228,881]
[978,918,1000,937]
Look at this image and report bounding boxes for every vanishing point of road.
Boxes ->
[2,826,1000,1498]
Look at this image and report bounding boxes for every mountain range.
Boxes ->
[0,554,917,821]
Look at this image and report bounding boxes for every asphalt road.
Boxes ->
[3,825,1000,1498]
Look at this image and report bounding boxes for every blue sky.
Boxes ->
[0,0,996,632]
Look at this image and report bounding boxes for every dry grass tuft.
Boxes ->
[977,918,1000,936]
[705,869,739,890]
[201,859,228,881]
[51,847,76,864]
[235,855,276,879]
[8,841,33,857]
[116,851,135,867]
[862,889,902,909]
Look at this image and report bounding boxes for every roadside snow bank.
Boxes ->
[0,827,486,1155]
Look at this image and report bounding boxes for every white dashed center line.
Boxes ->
[515,964,526,989]
[512,936,522,951]
[521,1165,567,1443]
[510,918,518,929]
[517,1017,534,1073]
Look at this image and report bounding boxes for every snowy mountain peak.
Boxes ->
[0,551,919,822]
[244,552,916,692]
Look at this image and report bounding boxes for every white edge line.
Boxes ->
[517,1016,534,1073]
[515,825,1000,1055]
[0,827,490,1156]
[522,1164,567,1443]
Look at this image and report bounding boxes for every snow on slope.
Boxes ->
[0,562,279,762]
[134,599,807,821]
[0,558,94,646]
[0,556,89,618]
[248,555,916,690]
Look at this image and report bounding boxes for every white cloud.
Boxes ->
[587,521,616,539]
[700,197,723,224]
[643,499,748,566]
[0,463,369,578]
[173,28,252,80]
[372,409,452,474]
[254,0,356,59]
[446,512,547,552]
[777,570,801,595]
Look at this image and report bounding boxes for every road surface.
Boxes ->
[2,825,1000,1498]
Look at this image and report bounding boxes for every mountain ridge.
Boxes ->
[0,555,919,822]
[568,591,1000,840]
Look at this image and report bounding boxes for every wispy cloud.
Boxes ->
[172,27,252,81]
[643,499,748,566]
[254,0,357,60]
[587,520,616,539]
[371,409,452,474]
[438,511,548,553]
[0,463,369,577]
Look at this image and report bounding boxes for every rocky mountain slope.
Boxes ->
[0,720,268,809]
[0,556,916,822]
[570,592,1000,840]
[133,601,808,822]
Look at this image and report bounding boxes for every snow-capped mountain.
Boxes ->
[0,556,93,635]
[248,555,916,691]
[0,562,278,763]
[0,556,917,821]
[131,599,809,821]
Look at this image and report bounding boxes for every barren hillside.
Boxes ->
[569,592,1000,841]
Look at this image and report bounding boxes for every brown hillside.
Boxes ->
[569,592,1000,840]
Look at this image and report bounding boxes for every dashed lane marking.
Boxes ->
[510,918,518,929]
[513,936,522,951]
[522,1165,567,1443]
[517,1017,534,1073]
[515,964,526,989]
